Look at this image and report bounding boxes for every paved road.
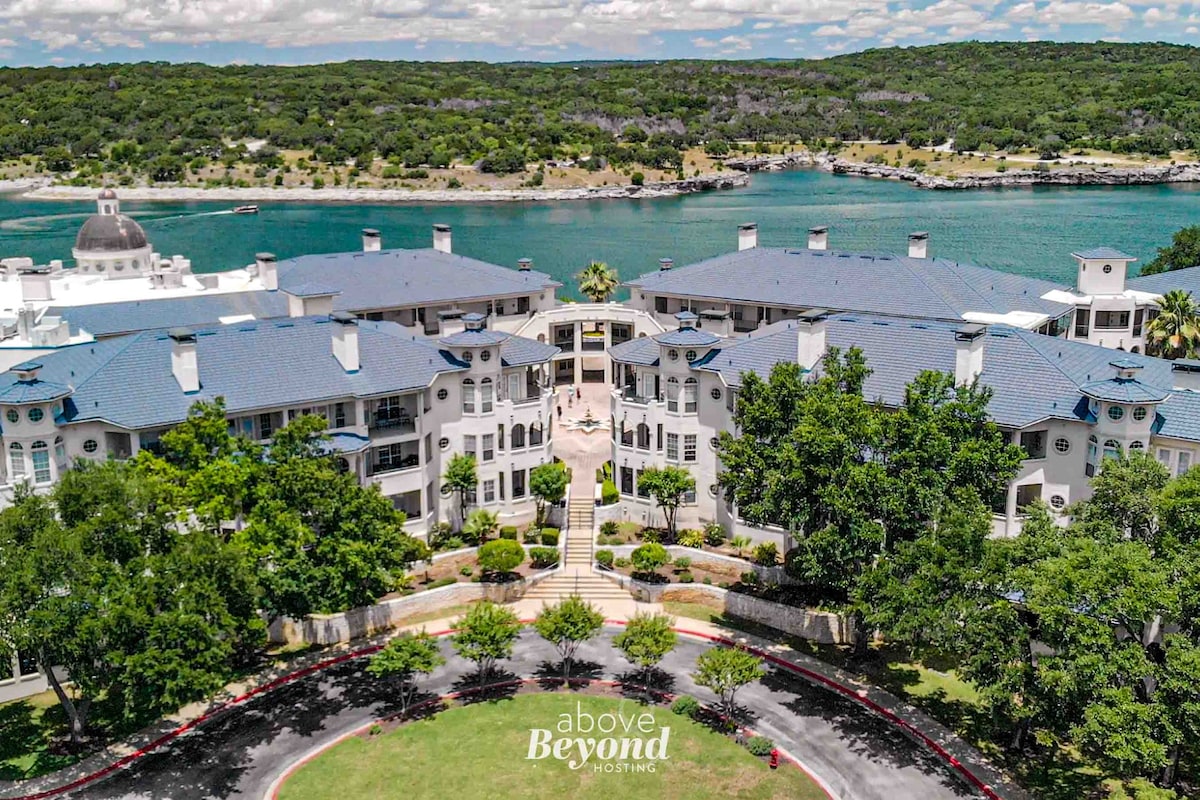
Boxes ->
[67,628,984,800]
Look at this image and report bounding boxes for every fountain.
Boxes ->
[564,405,609,434]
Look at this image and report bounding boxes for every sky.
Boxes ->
[0,0,1198,66]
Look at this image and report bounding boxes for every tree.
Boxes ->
[1147,289,1200,360]
[530,462,569,527]
[477,538,525,575]
[451,601,522,686]
[613,613,677,692]
[630,542,670,578]
[533,595,605,680]
[462,508,499,546]
[366,631,445,713]
[693,646,766,721]
[442,453,478,528]
[1141,225,1200,275]
[575,261,619,303]
[636,466,694,538]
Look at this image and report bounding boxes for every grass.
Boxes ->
[277,693,828,800]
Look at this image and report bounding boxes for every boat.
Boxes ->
[232,205,259,215]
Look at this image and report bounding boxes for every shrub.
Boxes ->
[312,176,325,189]
[443,536,465,551]
[540,528,560,547]
[478,539,526,574]
[600,520,620,538]
[673,556,692,570]
[601,479,619,505]
[459,565,473,577]
[615,557,632,568]
[631,542,670,575]
[671,695,701,717]
[430,576,458,589]
[631,171,645,186]
[677,528,704,548]
[641,528,663,544]
[428,521,454,549]
[703,576,713,585]
[446,176,462,188]
[746,736,775,757]
[522,526,541,543]
[403,168,429,179]
[740,571,761,586]
[678,571,694,583]
[529,547,560,568]
[596,549,615,569]
[703,522,727,546]
[499,526,519,540]
[370,723,383,736]
[753,542,779,566]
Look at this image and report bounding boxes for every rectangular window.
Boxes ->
[1019,430,1047,460]
[8,449,24,480]
[498,424,505,451]
[424,433,432,464]
[334,402,347,428]
[656,424,663,452]
[464,435,476,460]
[684,382,697,413]
[481,381,494,413]
[1015,483,1042,511]
[1094,310,1131,329]
[512,469,526,498]
[1158,448,1172,467]
[463,383,475,414]
[1074,308,1090,338]
[517,296,530,314]
[636,470,650,498]
[683,488,697,505]
[31,448,50,484]
[482,434,495,462]
[654,296,669,314]
[258,412,275,439]
[684,434,697,462]
[666,433,679,461]
[483,479,496,504]
[499,473,505,500]
[620,466,634,495]
[1133,308,1145,337]
[17,650,39,677]
[1178,451,1192,477]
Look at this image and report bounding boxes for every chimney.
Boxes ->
[954,324,987,386]
[796,308,829,368]
[908,231,929,259]
[256,252,278,291]
[12,360,42,383]
[658,257,674,271]
[331,312,360,373]
[1171,359,1200,391]
[738,223,758,251]
[675,310,698,330]
[169,328,200,394]
[19,268,52,302]
[517,257,533,272]
[362,228,382,252]
[433,224,452,254]
[807,226,828,251]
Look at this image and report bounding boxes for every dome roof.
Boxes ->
[74,213,148,253]
[98,188,118,200]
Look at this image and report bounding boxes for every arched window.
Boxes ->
[30,440,50,484]
[529,421,544,447]
[1103,439,1121,462]
[1086,435,1099,477]
[480,378,494,413]
[54,436,65,474]
[636,422,651,450]
[462,379,476,414]
[511,423,526,449]
[666,377,679,412]
[684,378,698,413]
[8,442,24,480]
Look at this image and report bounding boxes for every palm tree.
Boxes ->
[1147,289,1200,360]
[576,261,619,303]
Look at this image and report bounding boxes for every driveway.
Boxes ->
[64,628,985,800]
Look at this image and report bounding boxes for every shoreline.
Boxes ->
[7,172,749,204]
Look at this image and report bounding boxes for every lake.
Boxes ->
[4,170,1200,297]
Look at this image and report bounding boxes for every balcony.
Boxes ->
[367,395,419,433]
[580,332,607,352]
[617,386,655,405]
[554,339,576,353]
[369,413,416,433]
[367,442,421,476]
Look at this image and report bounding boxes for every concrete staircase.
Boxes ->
[521,498,634,604]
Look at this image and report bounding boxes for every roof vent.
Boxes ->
[807,226,828,251]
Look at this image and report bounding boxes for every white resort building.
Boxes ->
[5,191,1200,699]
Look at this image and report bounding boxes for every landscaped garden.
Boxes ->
[275,693,828,800]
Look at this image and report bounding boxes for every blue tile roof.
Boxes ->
[1072,247,1136,261]
[1157,391,1200,441]
[1127,265,1200,295]
[285,283,342,297]
[318,432,371,455]
[0,317,469,430]
[276,248,560,311]
[49,292,290,338]
[609,336,660,367]
[626,248,1073,323]
[0,379,72,404]
[440,329,509,347]
[653,327,722,347]
[437,329,560,367]
[693,314,1183,432]
[1079,377,1170,403]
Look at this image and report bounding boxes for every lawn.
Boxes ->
[277,693,829,800]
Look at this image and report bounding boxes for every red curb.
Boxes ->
[6,621,1004,800]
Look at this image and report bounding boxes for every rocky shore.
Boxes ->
[827,156,1200,190]
[15,172,748,204]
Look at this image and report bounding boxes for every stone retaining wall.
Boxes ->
[600,544,792,584]
[604,574,854,645]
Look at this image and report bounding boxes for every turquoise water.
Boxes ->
[3,170,1200,296]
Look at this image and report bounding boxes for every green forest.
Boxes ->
[4,41,1200,179]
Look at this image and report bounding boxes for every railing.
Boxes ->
[369,415,416,432]
[509,386,546,405]
[555,340,576,353]
[618,387,655,405]
[369,456,421,476]
[580,338,606,351]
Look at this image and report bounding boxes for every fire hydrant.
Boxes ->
[769,749,780,770]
